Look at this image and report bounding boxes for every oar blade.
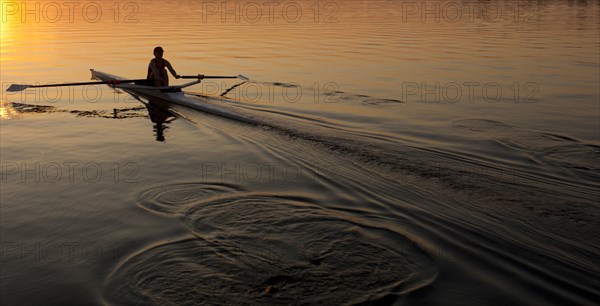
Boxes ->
[237,75,249,81]
[6,84,31,92]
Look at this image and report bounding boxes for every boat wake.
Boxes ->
[453,119,600,183]
[119,84,598,305]
[8,82,596,305]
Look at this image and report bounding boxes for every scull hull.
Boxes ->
[91,69,254,124]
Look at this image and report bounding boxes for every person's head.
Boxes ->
[153,46,164,58]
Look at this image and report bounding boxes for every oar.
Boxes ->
[220,81,247,97]
[180,74,249,81]
[6,79,148,92]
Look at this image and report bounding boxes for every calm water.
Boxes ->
[1,0,599,305]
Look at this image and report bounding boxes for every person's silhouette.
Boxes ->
[147,46,181,87]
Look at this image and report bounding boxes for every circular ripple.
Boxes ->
[137,182,242,215]
[105,194,437,305]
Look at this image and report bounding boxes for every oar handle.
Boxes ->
[180,75,238,79]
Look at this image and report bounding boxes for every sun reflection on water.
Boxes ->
[0,100,19,119]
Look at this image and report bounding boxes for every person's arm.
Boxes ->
[165,60,181,79]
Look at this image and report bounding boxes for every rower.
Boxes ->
[147,46,181,87]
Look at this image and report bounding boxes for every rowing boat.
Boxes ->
[90,69,255,124]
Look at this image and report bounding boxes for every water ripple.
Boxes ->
[137,182,244,216]
[104,191,438,305]
[453,119,600,181]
